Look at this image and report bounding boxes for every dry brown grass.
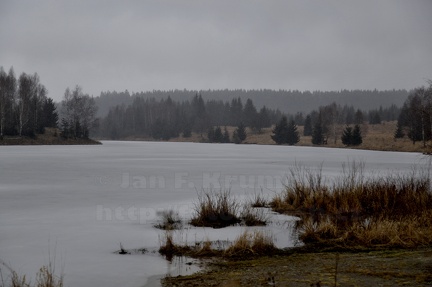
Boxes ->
[167,121,432,153]
[35,265,63,287]
[158,233,220,258]
[0,260,63,287]
[189,189,270,228]
[154,210,182,230]
[271,162,432,248]
[158,232,194,260]
[190,189,241,228]
[240,206,267,226]
[158,230,277,259]
[249,191,268,208]
[224,230,277,257]
[8,271,30,287]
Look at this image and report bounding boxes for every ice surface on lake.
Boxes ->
[0,141,427,287]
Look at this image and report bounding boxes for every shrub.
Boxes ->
[190,189,241,228]
[250,191,268,208]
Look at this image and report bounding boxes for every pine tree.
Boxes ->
[394,121,404,139]
[351,124,363,145]
[271,116,289,144]
[341,126,353,146]
[303,115,312,136]
[207,126,215,142]
[233,122,247,144]
[354,109,364,125]
[41,98,58,128]
[222,126,230,143]
[311,121,325,145]
[243,98,259,130]
[60,118,70,139]
[214,126,223,143]
[286,119,300,145]
[182,127,192,138]
[258,106,271,129]
[341,125,362,146]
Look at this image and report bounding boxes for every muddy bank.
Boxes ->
[162,248,432,287]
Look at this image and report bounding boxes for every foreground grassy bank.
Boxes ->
[163,248,432,287]
[161,163,432,286]
[0,128,101,146]
[272,163,432,248]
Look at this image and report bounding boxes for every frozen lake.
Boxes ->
[0,141,427,287]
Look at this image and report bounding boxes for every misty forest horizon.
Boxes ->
[1,65,431,147]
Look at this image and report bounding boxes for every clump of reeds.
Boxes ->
[250,191,268,208]
[190,189,241,228]
[158,232,221,258]
[35,265,63,287]
[6,269,30,287]
[0,260,64,287]
[154,210,182,230]
[240,206,267,226]
[224,230,277,257]
[158,231,192,260]
[158,230,277,259]
[194,239,219,257]
[272,162,432,248]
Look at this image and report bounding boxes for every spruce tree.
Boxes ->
[233,122,247,144]
[271,116,289,144]
[207,126,215,142]
[222,126,230,143]
[341,126,353,146]
[311,121,325,145]
[286,119,300,145]
[214,126,223,143]
[352,124,363,145]
[394,121,404,139]
[303,115,312,136]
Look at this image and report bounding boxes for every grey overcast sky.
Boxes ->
[1,0,431,101]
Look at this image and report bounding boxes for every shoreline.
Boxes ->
[95,121,432,154]
[144,275,163,287]
[0,137,102,146]
[95,137,426,154]
[161,247,432,287]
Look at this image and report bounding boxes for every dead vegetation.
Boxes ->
[189,189,268,228]
[154,210,182,230]
[189,189,241,228]
[224,230,277,257]
[0,260,64,287]
[271,162,432,248]
[158,230,276,260]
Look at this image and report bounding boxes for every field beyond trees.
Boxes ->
[164,121,432,153]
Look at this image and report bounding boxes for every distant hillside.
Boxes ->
[94,89,408,117]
